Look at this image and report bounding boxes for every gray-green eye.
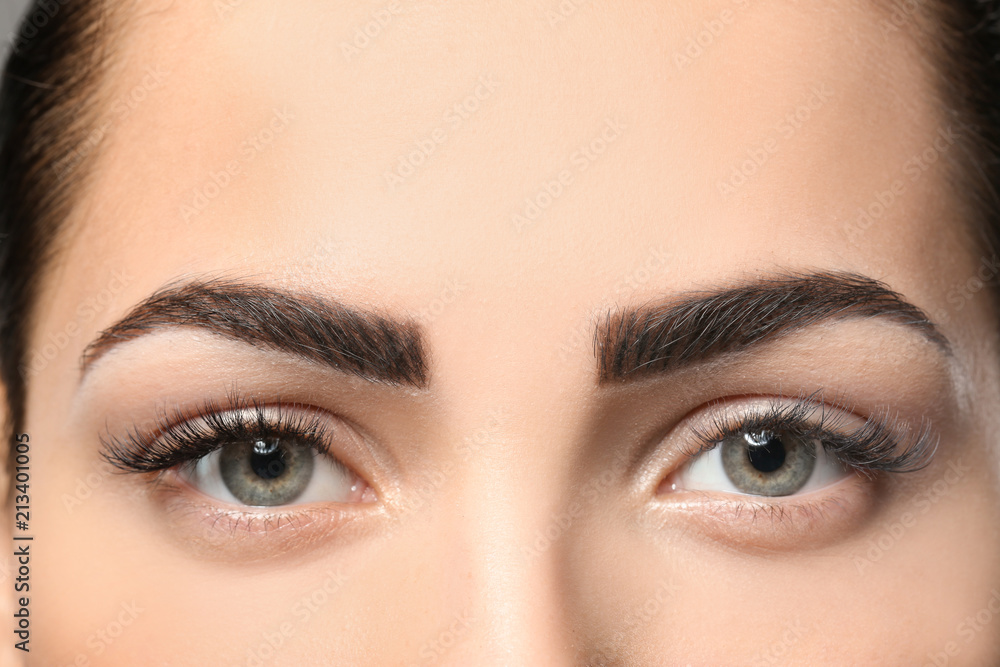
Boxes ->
[720,431,817,496]
[183,436,366,507]
[216,438,316,506]
[676,429,848,498]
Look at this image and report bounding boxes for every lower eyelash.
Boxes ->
[659,482,876,548]
[702,493,847,525]
[687,393,938,477]
[100,389,335,474]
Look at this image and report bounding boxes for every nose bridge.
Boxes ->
[435,426,580,666]
[416,294,603,665]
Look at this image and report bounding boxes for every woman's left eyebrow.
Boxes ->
[78,277,429,388]
[593,270,953,384]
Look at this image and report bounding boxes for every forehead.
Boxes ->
[58,0,959,339]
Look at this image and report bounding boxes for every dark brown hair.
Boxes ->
[0,0,120,457]
[935,1,1000,263]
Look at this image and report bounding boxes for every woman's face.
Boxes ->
[25,0,1000,664]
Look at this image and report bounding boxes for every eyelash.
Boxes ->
[101,390,934,548]
[100,392,341,476]
[105,392,936,477]
[685,394,938,479]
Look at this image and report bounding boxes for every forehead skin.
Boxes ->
[26,0,1000,664]
[68,0,969,307]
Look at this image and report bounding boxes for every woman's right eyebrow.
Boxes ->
[593,270,953,384]
[78,277,429,388]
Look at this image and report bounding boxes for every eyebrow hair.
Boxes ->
[594,271,951,384]
[80,279,429,387]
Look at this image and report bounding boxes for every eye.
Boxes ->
[670,428,849,497]
[101,397,375,509]
[659,396,937,500]
[182,435,367,507]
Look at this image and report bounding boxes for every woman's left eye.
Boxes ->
[180,437,368,507]
[670,429,850,497]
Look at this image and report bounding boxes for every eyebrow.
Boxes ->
[594,271,952,384]
[80,279,429,387]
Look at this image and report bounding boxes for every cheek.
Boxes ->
[553,447,1000,662]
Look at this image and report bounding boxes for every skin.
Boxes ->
[10,0,1000,664]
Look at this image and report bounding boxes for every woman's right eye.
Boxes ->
[180,436,370,507]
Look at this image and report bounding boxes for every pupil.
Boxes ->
[250,439,287,480]
[745,432,786,473]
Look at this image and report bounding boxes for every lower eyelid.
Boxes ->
[149,475,385,561]
[644,474,881,552]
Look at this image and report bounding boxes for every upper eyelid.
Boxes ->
[92,384,406,492]
[100,400,341,473]
[125,394,327,437]
[684,397,937,474]
[687,396,852,451]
